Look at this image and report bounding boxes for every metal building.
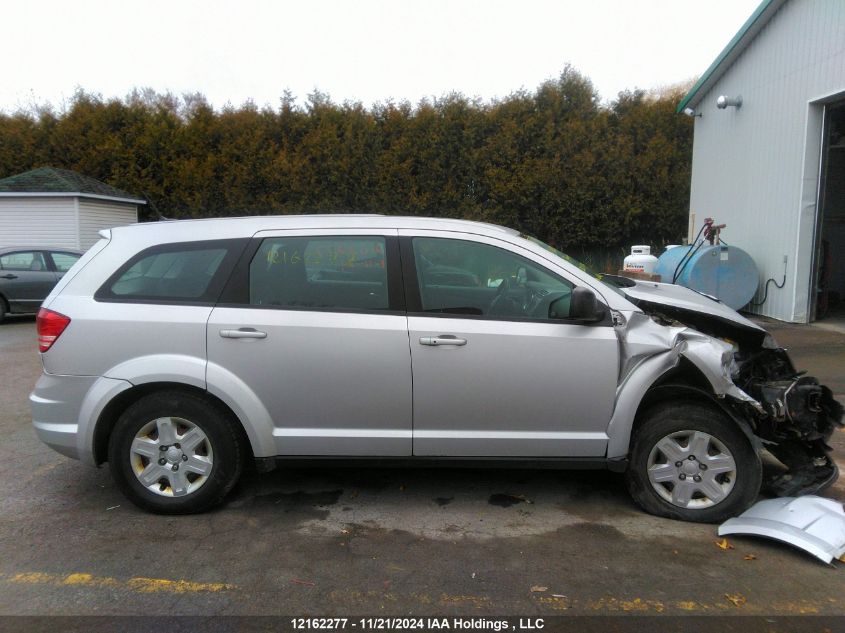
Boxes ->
[678,0,845,323]
[0,167,144,250]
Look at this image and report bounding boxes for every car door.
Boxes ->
[0,251,58,313]
[207,229,413,456]
[400,230,619,457]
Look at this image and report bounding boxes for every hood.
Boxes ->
[620,280,766,348]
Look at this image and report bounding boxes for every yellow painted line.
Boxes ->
[128,577,234,593]
[326,589,840,615]
[437,593,493,608]
[555,595,831,615]
[5,574,838,614]
[5,571,234,594]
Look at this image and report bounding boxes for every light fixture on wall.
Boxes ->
[716,95,743,109]
[683,107,702,118]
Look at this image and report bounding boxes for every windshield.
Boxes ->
[521,235,629,295]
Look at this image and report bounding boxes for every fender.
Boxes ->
[607,312,764,459]
[104,354,207,389]
[103,354,276,459]
[606,350,680,458]
[606,353,761,459]
[206,361,276,458]
[77,376,133,466]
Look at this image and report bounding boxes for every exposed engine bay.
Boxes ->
[623,292,844,498]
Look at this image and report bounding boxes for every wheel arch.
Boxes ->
[92,382,254,466]
[606,357,758,458]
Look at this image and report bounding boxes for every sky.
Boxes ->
[1,0,762,112]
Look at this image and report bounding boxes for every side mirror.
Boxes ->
[551,287,606,322]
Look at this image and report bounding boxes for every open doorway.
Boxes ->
[813,101,845,322]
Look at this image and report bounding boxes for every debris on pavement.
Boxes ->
[715,538,734,550]
[718,496,845,564]
[743,554,757,561]
[290,578,316,587]
[530,586,548,593]
[725,593,747,607]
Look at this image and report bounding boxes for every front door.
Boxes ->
[0,251,57,312]
[207,230,413,456]
[401,231,619,457]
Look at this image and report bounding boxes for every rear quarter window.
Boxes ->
[95,240,245,304]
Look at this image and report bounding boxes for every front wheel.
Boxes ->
[108,391,244,514]
[625,402,762,523]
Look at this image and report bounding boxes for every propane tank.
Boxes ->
[623,245,658,275]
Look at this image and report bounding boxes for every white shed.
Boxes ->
[0,167,144,250]
[678,0,845,323]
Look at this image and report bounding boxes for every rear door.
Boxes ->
[207,229,413,456]
[46,251,82,281]
[400,230,619,457]
[0,251,58,312]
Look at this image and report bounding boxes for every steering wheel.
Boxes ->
[489,275,536,316]
[487,277,511,315]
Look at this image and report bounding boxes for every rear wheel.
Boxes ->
[108,391,244,514]
[0,296,7,324]
[625,402,761,523]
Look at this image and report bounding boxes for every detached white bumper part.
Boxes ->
[718,496,845,564]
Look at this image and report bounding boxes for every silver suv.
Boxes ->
[30,216,843,521]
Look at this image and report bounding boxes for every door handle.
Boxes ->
[219,328,267,339]
[0,274,17,280]
[419,335,467,347]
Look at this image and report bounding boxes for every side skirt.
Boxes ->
[254,455,628,473]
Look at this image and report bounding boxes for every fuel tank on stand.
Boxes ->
[654,243,758,310]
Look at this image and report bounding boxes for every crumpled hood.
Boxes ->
[621,280,764,334]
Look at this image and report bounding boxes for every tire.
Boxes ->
[108,390,244,514]
[0,296,7,324]
[625,401,762,523]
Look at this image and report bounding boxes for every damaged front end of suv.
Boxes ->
[733,341,842,496]
[619,281,844,499]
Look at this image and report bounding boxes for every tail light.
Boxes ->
[36,308,71,353]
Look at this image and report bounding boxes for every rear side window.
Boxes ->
[96,240,244,304]
[50,252,81,273]
[249,236,389,311]
[0,251,47,271]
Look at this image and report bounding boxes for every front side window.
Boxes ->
[412,237,573,320]
[50,252,81,273]
[0,251,47,272]
[250,236,389,311]
[108,248,227,299]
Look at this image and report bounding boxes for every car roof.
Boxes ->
[0,246,84,254]
[110,214,521,242]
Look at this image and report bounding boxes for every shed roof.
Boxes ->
[0,167,145,204]
[677,0,787,113]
